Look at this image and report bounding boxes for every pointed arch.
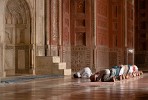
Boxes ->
[4,0,32,75]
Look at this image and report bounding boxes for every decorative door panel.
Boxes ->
[70,0,92,71]
[15,45,31,74]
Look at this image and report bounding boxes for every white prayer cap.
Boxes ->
[105,69,110,75]
[76,72,81,78]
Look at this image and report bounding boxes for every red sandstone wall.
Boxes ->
[109,0,124,48]
[127,1,134,48]
[70,0,93,71]
[69,0,135,71]
[108,0,125,66]
[127,0,134,64]
[95,0,109,70]
[135,0,148,69]
[96,0,108,46]
[62,0,71,68]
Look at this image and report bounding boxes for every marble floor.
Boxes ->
[0,73,148,100]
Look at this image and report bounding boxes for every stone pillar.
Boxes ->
[125,0,128,65]
[58,0,62,59]
[50,0,59,56]
[36,0,45,56]
[0,0,6,77]
[125,0,127,47]
[132,0,135,64]
[45,0,50,56]
[92,0,97,71]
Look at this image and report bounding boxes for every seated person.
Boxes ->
[73,67,92,78]
[90,69,115,82]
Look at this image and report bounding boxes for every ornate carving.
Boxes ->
[76,32,86,46]
[62,46,71,69]
[97,0,108,17]
[109,52,117,66]
[5,0,31,44]
[71,0,92,71]
[108,48,124,66]
[97,33,108,46]
[127,1,134,47]
[76,0,85,13]
[5,27,13,44]
[95,47,109,70]
[63,27,69,45]
[71,46,91,71]
[63,2,70,45]
[96,0,108,46]
[4,0,31,75]
[64,0,69,13]
[51,0,58,44]
[76,19,85,27]
[6,0,30,24]
[62,0,71,68]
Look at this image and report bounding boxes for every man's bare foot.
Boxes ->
[122,75,125,80]
[140,71,143,75]
[119,75,122,80]
[132,72,136,77]
[112,77,116,82]
[125,75,129,79]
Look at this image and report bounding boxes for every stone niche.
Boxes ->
[4,0,32,76]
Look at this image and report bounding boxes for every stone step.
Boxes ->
[35,56,71,76]
[52,69,71,76]
[52,69,64,75]
[64,69,71,75]
[53,62,66,69]
[52,56,60,63]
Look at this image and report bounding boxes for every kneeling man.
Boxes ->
[73,67,92,78]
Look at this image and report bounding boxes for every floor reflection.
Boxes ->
[0,74,147,100]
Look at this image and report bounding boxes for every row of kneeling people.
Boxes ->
[73,65,143,82]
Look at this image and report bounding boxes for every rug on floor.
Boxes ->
[0,74,64,84]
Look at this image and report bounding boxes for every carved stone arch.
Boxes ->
[5,0,31,44]
[4,0,32,75]
[5,0,31,24]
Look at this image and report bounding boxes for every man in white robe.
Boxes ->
[73,67,92,78]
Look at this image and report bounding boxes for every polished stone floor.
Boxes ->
[0,73,148,100]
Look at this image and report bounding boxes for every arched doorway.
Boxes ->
[5,0,32,76]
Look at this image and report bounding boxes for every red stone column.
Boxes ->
[50,0,59,56]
